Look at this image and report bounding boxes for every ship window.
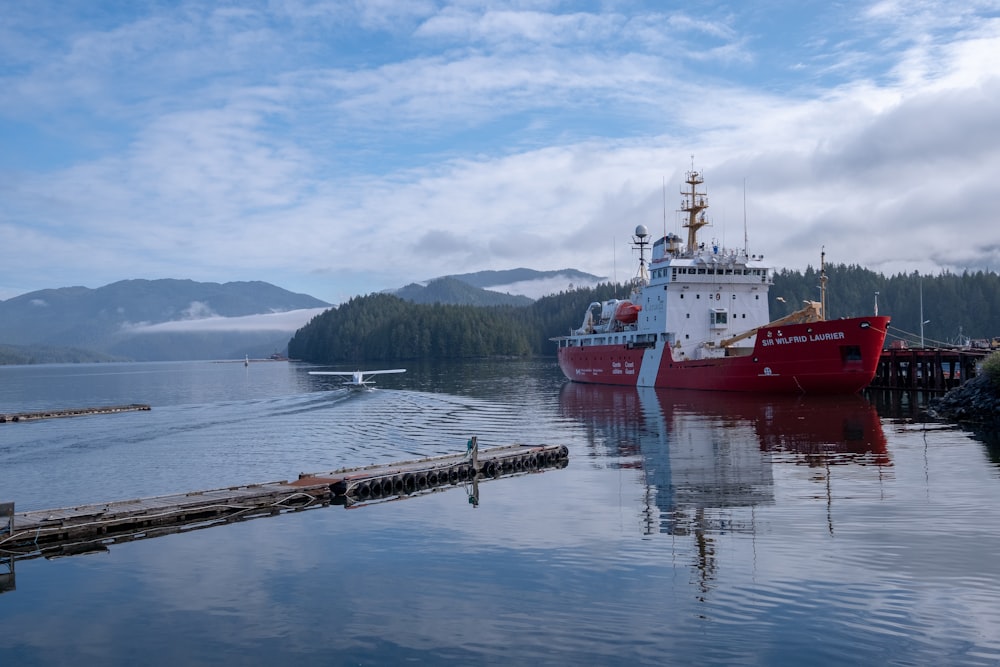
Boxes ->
[698,268,706,274]
[710,309,728,327]
[686,313,690,318]
[680,294,685,299]
[732,294,736,299]
[696,294,700,299]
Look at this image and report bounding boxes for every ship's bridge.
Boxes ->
[632,233,775,361]
[648,235,772,287]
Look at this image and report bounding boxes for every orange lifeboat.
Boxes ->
[614,301,641,323]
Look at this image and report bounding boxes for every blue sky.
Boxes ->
[2,0,999,304]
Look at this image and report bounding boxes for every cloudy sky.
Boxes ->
[2,0,999,304]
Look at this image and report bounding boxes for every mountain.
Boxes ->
[444,268,604,293]
[0,268,605,363]
[391,268,605,305]
[394,277,534,307]
[0,279,329,362]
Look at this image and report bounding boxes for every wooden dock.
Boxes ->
[0,442,568,568]
[0,404,151,423]
[869,348,989,392]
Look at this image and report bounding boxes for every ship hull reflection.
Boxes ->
[559,384,890,534]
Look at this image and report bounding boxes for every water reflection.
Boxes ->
[559,384,891,595]
[559,384,890,525]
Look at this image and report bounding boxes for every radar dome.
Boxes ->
[635,224,649,238]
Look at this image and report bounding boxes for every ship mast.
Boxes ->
[680,168,709,253]
[820,247,828,321]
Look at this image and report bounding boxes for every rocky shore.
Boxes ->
[927,371,1000,425]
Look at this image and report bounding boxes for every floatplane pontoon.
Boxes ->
[308,368,406,390]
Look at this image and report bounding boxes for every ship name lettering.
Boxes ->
[761,331,844,347]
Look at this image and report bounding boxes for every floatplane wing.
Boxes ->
[308,368,406,390]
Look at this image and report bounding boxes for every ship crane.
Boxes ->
[719,301,823,348]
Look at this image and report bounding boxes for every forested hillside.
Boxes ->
[288,283,620,363]
[0,344,122,365]
[289,266,1000,363]
[773,266,1000,347]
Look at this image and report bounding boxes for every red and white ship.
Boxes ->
[552,169,890,393]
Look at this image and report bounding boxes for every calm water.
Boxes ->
[2,360,1000,666]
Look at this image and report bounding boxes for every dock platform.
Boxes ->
[870,348,989,392]
[1,404,151,423]
[0,442,568,566]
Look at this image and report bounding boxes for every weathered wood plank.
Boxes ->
[1,404,151,423]
[0,443,569,563]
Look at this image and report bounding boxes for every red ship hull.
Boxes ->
[557,316,889,394]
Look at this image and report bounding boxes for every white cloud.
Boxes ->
[122,307,329,334]
[489,273,606,299]
[1,1,999,302]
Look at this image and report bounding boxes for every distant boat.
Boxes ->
[551,168,890,394]
[308,368,406,391]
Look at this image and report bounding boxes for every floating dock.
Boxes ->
[0,441,568,568]
[0,404,151,423]
[294,441,569,500]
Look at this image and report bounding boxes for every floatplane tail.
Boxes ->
[308,368,406,390]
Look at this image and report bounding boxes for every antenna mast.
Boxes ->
[820,247,828,320]
[743,178,748,255]
[632,225,650,287]
[662,176,667,241]
[613,236,617,291]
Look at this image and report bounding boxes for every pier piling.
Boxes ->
[870,348,988,392]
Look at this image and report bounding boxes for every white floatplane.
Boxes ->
[308,368,406,391]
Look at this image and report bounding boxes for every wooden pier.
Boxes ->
[0,442,569,569]
[0,404,151,423]
[869,348,989,393]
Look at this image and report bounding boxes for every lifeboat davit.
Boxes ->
[615,301,641,323]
